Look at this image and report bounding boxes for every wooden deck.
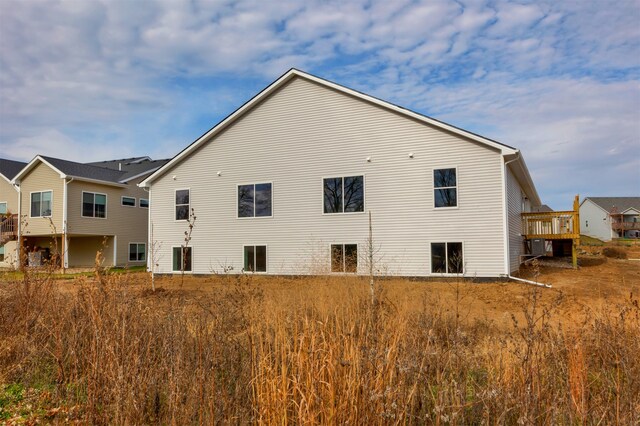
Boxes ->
[521,196,580,268]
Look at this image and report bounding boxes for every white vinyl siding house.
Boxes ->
[142,70,540,278]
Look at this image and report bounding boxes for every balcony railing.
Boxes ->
[1,214,18,243]
[612,221,640,231]
[522,211,580,239]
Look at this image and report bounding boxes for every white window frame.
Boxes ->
[429,241,465,275]
[236,182,274,219]
[128,242,146,262]
[329,243,359,274]
[29,190,53,218]
[321,175,366,215]
[121,196,136,207]
[433,166,459,210]
[171,245,193,273]
[174,188,190,222]
[81,191,108,219]
[139,198,149,208]
[0,201,7,215]
[242,244,268,273]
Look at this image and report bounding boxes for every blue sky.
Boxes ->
[1,0,638,210]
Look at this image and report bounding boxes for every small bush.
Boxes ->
[603,247,628,259]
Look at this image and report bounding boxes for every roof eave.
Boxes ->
[505,151,542,206]
[12,155,67,184]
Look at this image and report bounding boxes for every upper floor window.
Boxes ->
[140,198,149,208]
[31,191,52,217]
[122,196,136,207]
[323,176,364,214]
[82,192,106,218]
[175,189,190,220]
[238,183,272,218]
[434,168,457,208]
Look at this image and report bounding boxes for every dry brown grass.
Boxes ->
[1,268,639,424]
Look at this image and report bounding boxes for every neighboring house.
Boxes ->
[1,159,27,268]
[580,197,640,241]
[11,155,168,268]
[140,69,544,278]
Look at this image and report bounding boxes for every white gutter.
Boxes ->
[508,274,552,288]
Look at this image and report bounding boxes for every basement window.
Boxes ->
[172,246,192,272]
[30,191,52,217]
[323,176,364,214]
[238,183,272,218]
[122,196,136,207]
[128,243,146,262]
[331,244,358,273]
[434,168,457,208]
[175,189,190,221]
[431,242,463,274]
[244,245,267,272]
[82,192,107,218]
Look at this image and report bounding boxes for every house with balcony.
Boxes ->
[139,69,572,277]
[10,155,168,269]
[1,158,27,268]
[580,197,640,241]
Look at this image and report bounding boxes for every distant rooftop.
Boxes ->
[0,158,28,181]
[585,197,640,213]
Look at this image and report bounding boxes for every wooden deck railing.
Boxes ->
[522,211,580,239]
[1,214,18,243]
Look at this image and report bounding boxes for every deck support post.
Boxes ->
[572,240,578,269]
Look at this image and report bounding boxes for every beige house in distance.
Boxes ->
[11,155,167,268]
[1,158,27,268]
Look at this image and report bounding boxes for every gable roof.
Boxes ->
[140,69,538,189]
[12,155,167,187]
[583,197,640,214]
[0,158,28,182]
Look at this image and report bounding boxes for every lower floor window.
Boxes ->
[129,243,146,262]
[431,242,463,274]
[244,245,266,272]
[331,244,357,273]
[0,244,4,262]
[172,246,192,272]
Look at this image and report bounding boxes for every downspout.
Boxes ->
[143,186,151,273]
[62,177,74,270]
[502,153,552,288]
[14,181,21,270]
[502,152,520,276]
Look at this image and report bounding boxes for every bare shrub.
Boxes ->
[603,247,628,259]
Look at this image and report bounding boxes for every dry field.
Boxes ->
[0,244,639,424]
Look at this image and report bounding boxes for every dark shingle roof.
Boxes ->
[531,204,553,212]
[586,197,640,213]
[0,158,28,180]
[41,156,127,183]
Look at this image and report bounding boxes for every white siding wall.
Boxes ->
[580,200,613,241]
[506,166,524,273]
[150,77,507,277]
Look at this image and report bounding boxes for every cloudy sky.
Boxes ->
[0,0,638,209]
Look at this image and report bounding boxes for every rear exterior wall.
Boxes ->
[149,77,508,277]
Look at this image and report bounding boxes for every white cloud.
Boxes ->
[0,0,638,208]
